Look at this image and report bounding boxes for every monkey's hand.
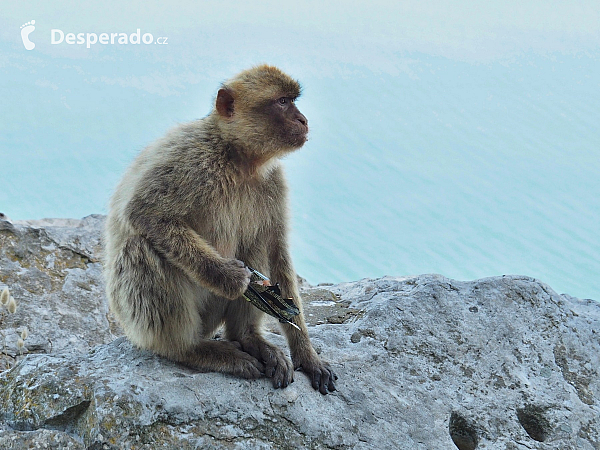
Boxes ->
[293,351,338,395]
[210,258,251,300]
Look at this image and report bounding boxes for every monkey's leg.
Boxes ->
[268,254,338,394]
[280,307,337,394]
[108,235,201,354]
[109,236,263,379]
[224,297,294,389]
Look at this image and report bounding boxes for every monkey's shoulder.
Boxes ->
[150,120,223,165]
[135,121,231,185]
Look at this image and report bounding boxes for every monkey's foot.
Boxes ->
[293,352,337,395]
[237,337,294,389]
[186,340,264,379]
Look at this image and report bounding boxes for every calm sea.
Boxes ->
[1,46,598,300]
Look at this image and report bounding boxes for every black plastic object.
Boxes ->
[243,268,301,329]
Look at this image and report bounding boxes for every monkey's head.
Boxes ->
[214,65,308,159]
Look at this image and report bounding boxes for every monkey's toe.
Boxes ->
[319,366,337,394]
[270,357,294,389]
[233,354,265,379]
[311,366,336,394]
[260,346,293,389]
[235,336,293,388]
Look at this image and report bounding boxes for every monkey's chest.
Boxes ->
[203,190,271,258]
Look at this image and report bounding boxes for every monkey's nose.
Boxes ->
[296,113,308,127]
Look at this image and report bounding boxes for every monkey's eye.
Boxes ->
[278,97,287,105]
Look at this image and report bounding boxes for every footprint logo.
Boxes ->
[20,20,36,50]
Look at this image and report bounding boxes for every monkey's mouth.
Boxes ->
[292,132,308,147]
[283,126,308,148]
[285,117,308,134]
[293,123,309,139]
[297,128,309,139]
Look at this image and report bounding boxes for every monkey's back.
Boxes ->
[105,118,219,261]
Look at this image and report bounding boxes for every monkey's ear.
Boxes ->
[216,88,235,118]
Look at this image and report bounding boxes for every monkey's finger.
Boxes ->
[280,370,294,388]
[252,358,266,374]
[326,370,337,392]
[326,365,338,381]
[311,370,321,392]
[319,370,333,395]
[238,350,265,374]
[258,346,278,378]
[272,369,284,389]
[286,358,295,386]
[233,259,252,276]
[233,356,264,379]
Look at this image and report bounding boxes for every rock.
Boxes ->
[0,216,599,449]
[0,428,84,450]
[0,214,116,365]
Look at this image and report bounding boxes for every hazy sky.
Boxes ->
[3,1,600,65]
[3,1,598,108]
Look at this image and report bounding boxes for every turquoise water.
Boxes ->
[288,60,600,299]
[1,3,599,299]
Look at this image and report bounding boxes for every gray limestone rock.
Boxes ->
[0,215,598,449]
[0,214,116,367]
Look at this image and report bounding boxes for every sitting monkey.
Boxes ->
[104,65,337,394]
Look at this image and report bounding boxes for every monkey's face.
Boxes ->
[261,95,309,150]
[217,91,309,155]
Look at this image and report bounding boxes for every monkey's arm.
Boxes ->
[127,207,250,300]
[267,214,337,394]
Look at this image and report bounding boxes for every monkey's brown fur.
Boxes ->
[104,65,337,393]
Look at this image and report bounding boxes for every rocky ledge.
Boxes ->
[0,215,598,449]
